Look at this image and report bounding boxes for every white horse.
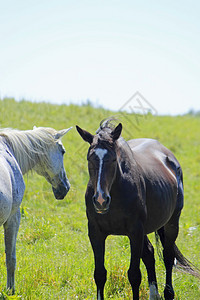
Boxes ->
[0,126,72,293]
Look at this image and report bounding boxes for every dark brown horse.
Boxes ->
[76,120,199,300]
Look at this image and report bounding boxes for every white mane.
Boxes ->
[0,127,59,174]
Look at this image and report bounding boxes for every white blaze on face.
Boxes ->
[94,148,107,204]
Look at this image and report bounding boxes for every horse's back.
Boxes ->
[128,138,181,175]
[0,145,25,226]
[128,138,182,234]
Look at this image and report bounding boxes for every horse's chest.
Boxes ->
[96,212,131,235]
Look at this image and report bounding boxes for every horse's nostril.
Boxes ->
[105,195,111,204]
[92,195,97,203]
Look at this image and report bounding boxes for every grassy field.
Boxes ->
[0,98,200,299]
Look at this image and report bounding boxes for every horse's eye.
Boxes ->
[88,153,98,162]
[57,141,66,155]
[60,146,65,155]
[89,158,96,165]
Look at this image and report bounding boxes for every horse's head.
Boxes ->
[33,127,72,200]
[76,122,122,214]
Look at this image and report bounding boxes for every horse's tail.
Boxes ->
[155,231,200,279]
[173,243,200,278]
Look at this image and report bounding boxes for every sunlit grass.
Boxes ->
[0,98,200,299]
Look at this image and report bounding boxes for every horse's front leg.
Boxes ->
[3,208,21,293]
[88,222,107,300]
[128,224,144,300]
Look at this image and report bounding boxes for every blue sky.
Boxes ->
[0,0,200,115]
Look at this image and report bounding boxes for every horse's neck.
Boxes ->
[116,138,138,176]
[5,140,38,175]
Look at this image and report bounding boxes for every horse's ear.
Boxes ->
[76,125,94,144]
[111,123,122,141]
[55,127,72,140]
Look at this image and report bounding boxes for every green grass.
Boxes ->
[0,98,200,299]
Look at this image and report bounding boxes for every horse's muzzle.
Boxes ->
[92,192,111,214]
[52,179,70,200]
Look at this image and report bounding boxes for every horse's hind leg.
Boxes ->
[158,212,181,300]
[142,235,160,300]
[3,209,21,293]
[163,222,178,300]
[158,182,183,300]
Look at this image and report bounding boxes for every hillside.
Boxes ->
[0,98,200,299]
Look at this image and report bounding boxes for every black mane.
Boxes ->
[96,117,118,134]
